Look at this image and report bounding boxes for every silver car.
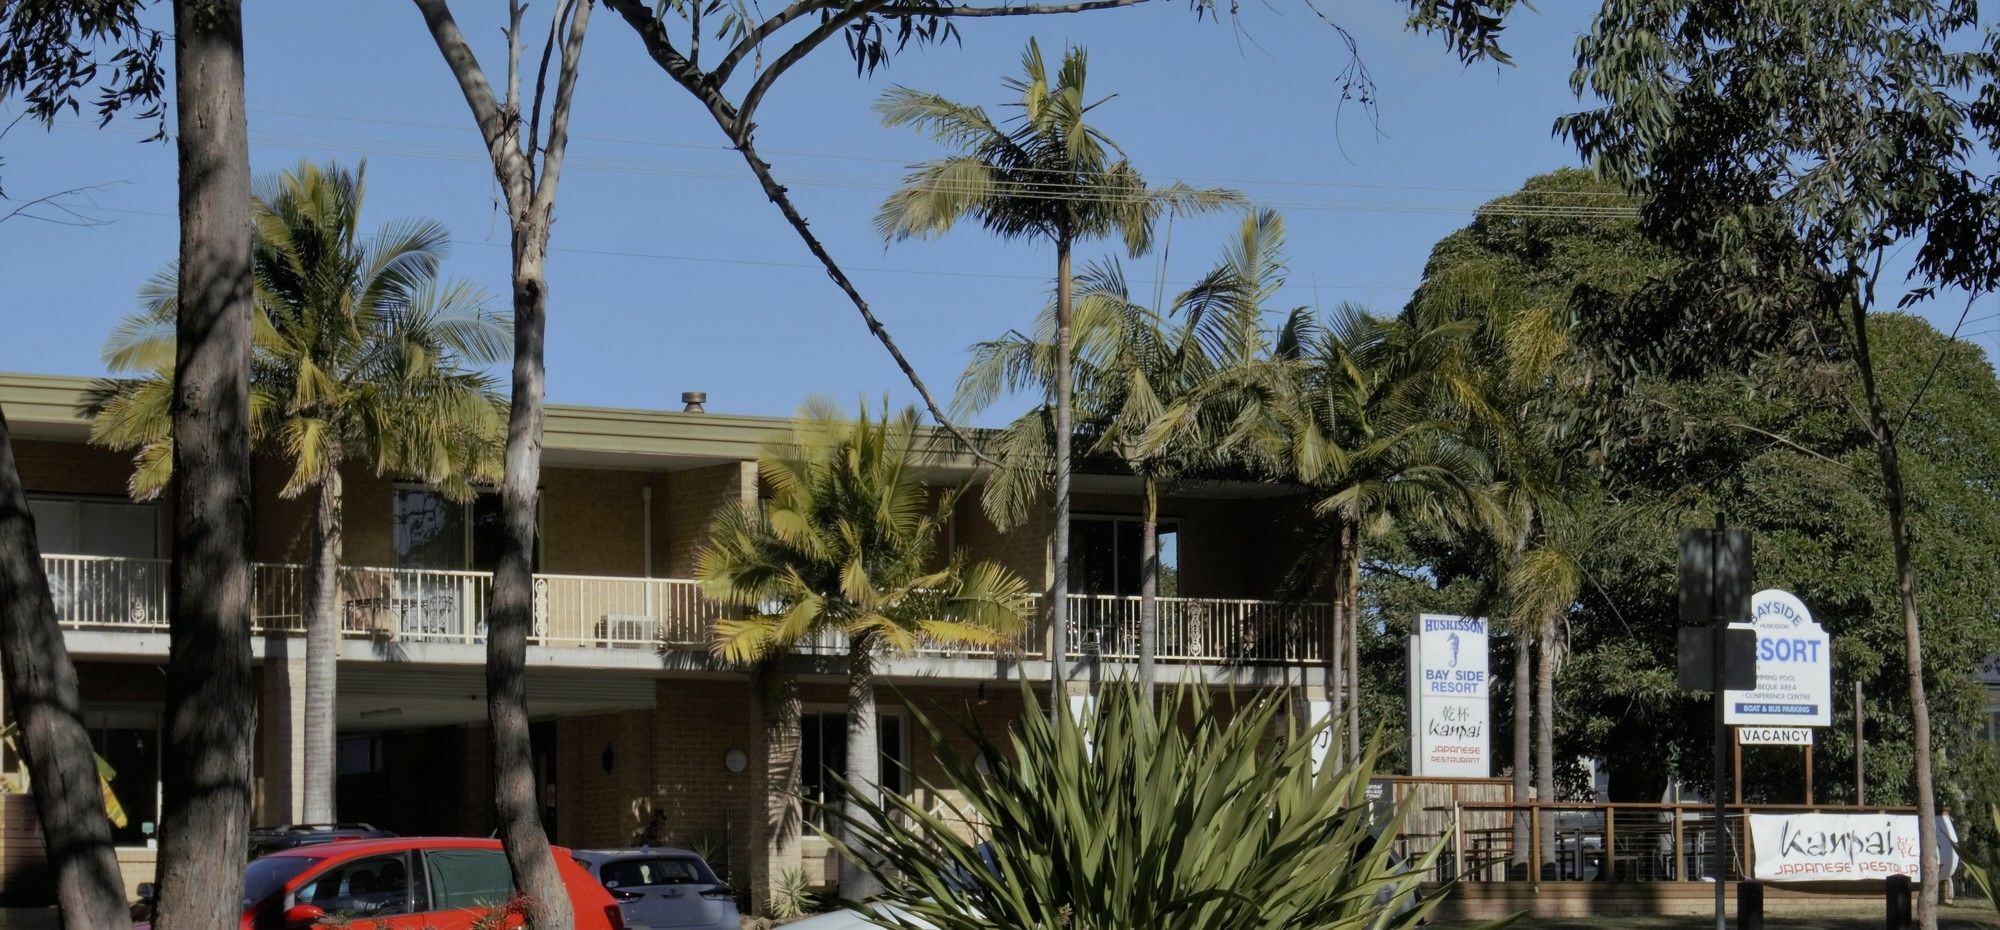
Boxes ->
[570,847,740,930]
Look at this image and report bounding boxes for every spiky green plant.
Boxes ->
[829,682,1516,930]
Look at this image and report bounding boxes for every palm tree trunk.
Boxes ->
[750,661,801,915]
[155,3,257,926]
[1511,626,1532,872]
[1326,526,1347,757]
[0,411,128,930]
[1534,615,1557,876]
[486,232,573,930]
[1138,475,1158,703]
[1848,301,1940,929]
[1048,234,1074,724]
[1345,538,1362,764]
[301,469,342,823]
[839,636,883,900]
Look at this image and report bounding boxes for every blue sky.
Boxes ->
[2,1,1982,424]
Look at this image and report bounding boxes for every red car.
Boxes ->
[141,837,625,930]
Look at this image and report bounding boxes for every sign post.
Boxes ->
[1406,615,1491,777]
[1679,524,1754,930]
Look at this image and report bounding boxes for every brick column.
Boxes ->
[257,657,306,825]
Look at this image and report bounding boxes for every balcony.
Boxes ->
[40,554,1322,666]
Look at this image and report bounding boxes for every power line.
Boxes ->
[79,204,1421,294]
[55,117,1639,220]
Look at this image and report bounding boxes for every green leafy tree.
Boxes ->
[90,160,506,826]
[877,39,1236,715]
[1560,3,2000,921]
[697,401,1032,899]
[832,681,1512,930]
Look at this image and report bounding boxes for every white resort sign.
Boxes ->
[1407,614,1490,778]
[1724,589,1833,727]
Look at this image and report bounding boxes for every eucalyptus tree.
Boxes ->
[89,160,507,826]
[2,4,254,926]
[877,40,1236,712]
[698,401,1032,898]
[1559,3,2000,921]
[409,3,593,922]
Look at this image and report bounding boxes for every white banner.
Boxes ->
[1725,590,1833,727]
[1307,699,1335,776]
[1407,615,1490,777]
[1750,813,1924,881]
[1738,726,1814,746]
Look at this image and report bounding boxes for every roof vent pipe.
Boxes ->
[681,391,707,413]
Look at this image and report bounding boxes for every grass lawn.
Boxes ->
[1434,903,1995,929]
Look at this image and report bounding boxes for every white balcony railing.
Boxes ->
[1063,594,1325,664]
[40,554,1322,664]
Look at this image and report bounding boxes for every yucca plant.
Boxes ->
[828,682,1515,930]
[1963,806,2000,918]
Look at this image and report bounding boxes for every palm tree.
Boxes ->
[698,401,1032,900]
[89,161,506,824]
[1261,305,1500,763]
[876,39,1235,717]
[957,210,1291,698]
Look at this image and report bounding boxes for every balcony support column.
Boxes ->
[257,652,308,826]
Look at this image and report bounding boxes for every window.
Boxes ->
[599,856,714,889]
[243,855,319,909]
[26,494,159,558]
[799,711,905,830]
[1069,515,1179,597]
[393,488,538,572]
[84,707,159,847]
[294,853,415,918]
[423,848,515,911]
[338,735,384,776]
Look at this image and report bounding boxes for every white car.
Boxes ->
[784,903,925,929]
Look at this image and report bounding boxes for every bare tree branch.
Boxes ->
[527,0,576,166]
[413,0,532,208]
[890,0,1151,15]
[735,0,897,130]
[0,181,124,227]
[531,0,594,218]
[505,0,526,119]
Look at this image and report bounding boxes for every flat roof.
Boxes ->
[0,371,1293,497]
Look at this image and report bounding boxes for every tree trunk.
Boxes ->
[0,412,127,930]
[1512,627,1531,872]
[301,468,342,823]
[749,661,801,915]
[1048,234,1073,724]
[1534,615,1557,875]
[154,3,257,927]
[486,235,573,930]
[839,636,882,900]
[1137,475,1158,703]
[1345,535,1362,764]
[1326,525,1347,759]
[1848,302,1939,929]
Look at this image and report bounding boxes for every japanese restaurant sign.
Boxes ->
[1406,614,1490,777]
[1750,812,1922,881]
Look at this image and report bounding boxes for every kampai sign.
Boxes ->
[1406,614,1490,778]
[1724,590,1832,727]
[1750,813,1922,881]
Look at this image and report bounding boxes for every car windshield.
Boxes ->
[598,857,713,888]
[243,855,319,908]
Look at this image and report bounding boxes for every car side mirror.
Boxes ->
[281,903,326,927]
[135,883,157,902]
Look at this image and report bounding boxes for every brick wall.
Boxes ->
[661,463,756,578]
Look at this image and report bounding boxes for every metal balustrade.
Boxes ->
[40,554,1322,663]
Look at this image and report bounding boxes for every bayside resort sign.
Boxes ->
[1407,614,1491,778]
[1724,589,1833,727]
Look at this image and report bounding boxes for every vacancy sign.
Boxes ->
[1724,590,1832,727]
[1739,726,1814,746]
[1407,615,1491,778]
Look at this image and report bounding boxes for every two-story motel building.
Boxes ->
[0,371,1331,910]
